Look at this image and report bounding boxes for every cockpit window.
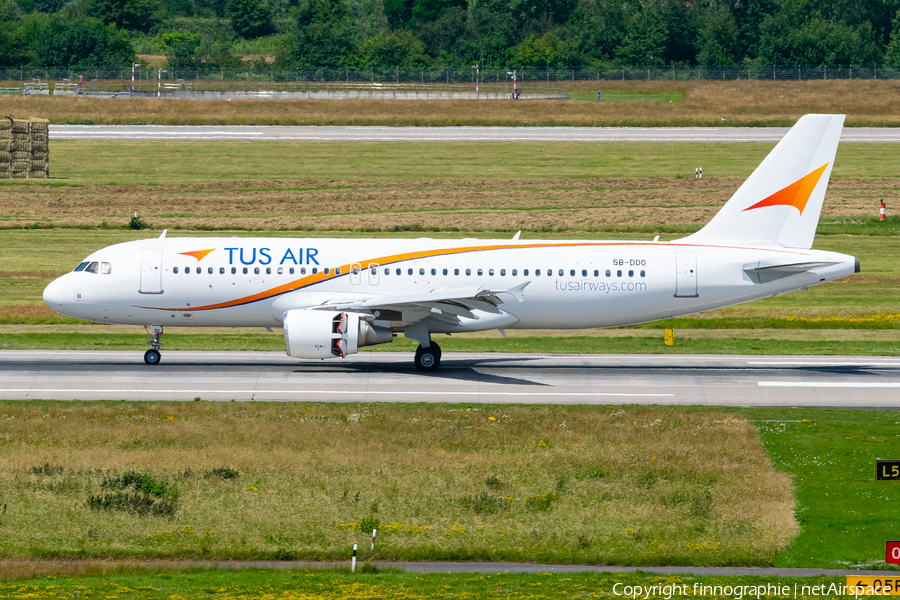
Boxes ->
[73,262,89,272]
[100,262,112,274]
[84,262,100,274]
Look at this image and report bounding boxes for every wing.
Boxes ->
[309,282,530,324]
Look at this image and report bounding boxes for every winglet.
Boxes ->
[159,229,167,239]
[512,231,521,241]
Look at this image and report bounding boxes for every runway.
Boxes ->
[48,124,900,143]
[2,350,899,407]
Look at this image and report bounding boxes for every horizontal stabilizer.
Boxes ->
[743,260,838,283]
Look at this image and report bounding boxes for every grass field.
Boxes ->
[0,403,898,571]
[0,403,793,565]
[3,80,900,126]
[0,569,858,598]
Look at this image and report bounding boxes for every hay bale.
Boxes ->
[11,119,31,134]
[32,131,48,142]
[28,170,48,179]
[30,159,48,172]
[30,118,49,131]
[31,138,48,152]
[10,137,31,152]
[12,171,28,179]
[0,151,9,163]
[12,151,30,161]
[31,150,48,162]
[12,159,31,173]
[0,119,9,132]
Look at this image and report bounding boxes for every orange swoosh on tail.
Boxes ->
[743,163,829,216]
[178,249,216,262]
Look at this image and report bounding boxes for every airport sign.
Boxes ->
[876,460,900,481]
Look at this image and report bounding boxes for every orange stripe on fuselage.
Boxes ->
[140,241,811,312]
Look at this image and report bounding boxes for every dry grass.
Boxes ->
[0,403,795,565]
[0,176,891,231]
[2,80,900,126]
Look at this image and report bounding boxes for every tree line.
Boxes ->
[2,0,900,71]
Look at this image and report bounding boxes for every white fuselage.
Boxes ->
[43,236,857,331]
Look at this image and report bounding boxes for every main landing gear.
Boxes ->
[144,325,163,365]
[414,342,441,372]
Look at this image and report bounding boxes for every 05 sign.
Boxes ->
[889,542,900,566]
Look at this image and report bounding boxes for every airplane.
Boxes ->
[43,114,858,371]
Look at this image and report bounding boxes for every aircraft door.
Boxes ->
[368,263,379,286]
[674,252,698,298]
[140,248,164,294]
[351,263,361,285]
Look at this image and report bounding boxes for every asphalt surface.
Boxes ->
[1,558,895,577]
[2,350,899,406]
[48,124,900,142]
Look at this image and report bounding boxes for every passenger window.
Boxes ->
[220,267,225,274]
[628,270,634,277]
[454,268,459,275]
[312,268,318,275]
[500,269,506,276]
[208,267,213,274]
[277,267,283,274]
[489,269,494,276]
[100,262,112,274]
[243,267,248,274]
[535,269,540,276]
[254,267,260,275]
[512,269,517,276]
[466,268,471,276]
[324,267,330,275]
[640,270,646,277]
[606,270,611,277]
[559,269,564,276]
[581,269,587,277]
[352,266,359,275]
[336,267,341,275]
[185,267,190,274]
[443,268,448,275]
[266,267,272,274]
[408,268,413,275]
[594,270,599,277]
[231,267,236,274]
[74,262,89,272]
[569,269,574,276]
[290,267,295,275]
[419,268,425,275]
[196,267,201,274]
[617,270,622,277]
[396,268,401,275]
[477,269,483,276]
[301,267,306,274]
[173,266,179,274]
[431,268,436,275]
[523,269,528,276]
[384,268,389,275]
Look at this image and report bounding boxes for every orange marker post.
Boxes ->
[881,200,887,221]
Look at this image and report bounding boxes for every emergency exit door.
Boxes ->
[674,252,698,298]
[140,248,164,294]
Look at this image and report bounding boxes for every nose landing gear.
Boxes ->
[144,325,163,365]
[414,342,441,371]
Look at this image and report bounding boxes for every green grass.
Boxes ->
[571,90,684,102]
[0,570,857,598]
[2,332,900,355]
[16,140,900,185]
[735,408,900,569]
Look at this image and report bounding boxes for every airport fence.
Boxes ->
[0,64,898,85]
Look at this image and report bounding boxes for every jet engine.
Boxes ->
[283,309,393,359]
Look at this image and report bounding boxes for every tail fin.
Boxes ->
[683,114,844,249]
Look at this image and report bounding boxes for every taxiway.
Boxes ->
[1,350,898,407]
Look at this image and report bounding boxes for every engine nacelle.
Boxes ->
[283,309,392,359]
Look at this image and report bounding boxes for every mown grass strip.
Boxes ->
[0,570,859,598]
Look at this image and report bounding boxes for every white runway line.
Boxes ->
[759,381,900,388]
[748,361,900,366]
[0,388,674,397]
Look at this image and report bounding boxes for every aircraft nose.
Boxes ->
[43,276,68,311]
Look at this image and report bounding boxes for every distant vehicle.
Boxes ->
[44,114,857,370]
